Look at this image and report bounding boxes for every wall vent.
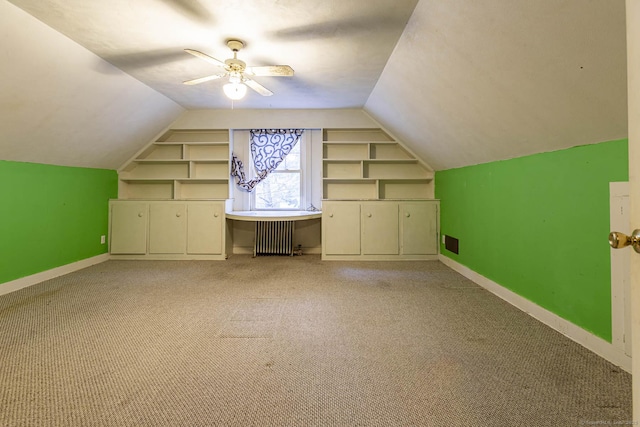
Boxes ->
[444,235,459,255]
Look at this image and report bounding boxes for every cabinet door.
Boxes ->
[400,202,438,255]
[323,202,361,255]
[361,202,399,255]
[110,203,148,254]
[149,203,186,254]
[187,203,223,255]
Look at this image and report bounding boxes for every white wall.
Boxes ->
[170,109,381,130]
[0,1,183,169]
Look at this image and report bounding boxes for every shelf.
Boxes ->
[118,129,231,201]
[323,179,377,200]
[158,129,230,143]
[176,180,229,199]
[191,161,229,179]
[379,180,432,199]
[185,144,229,160]
[322,128,433,201]
[370,143,412,160]
[322,160,362,179]
[364,161,432,180]
[323,143,368,160]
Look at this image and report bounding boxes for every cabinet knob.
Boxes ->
[329,213,334,218]
[138,212,143,217]
[176,212,181,217]
[214,213,219,218]
[367,213,372,217]
[406,212,411,217]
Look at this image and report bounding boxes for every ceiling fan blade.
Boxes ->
[183,74,225,85]
[246,65,294,77]
[184,49,227,68]
[244,79,274,96]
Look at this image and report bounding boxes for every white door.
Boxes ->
[610,183,632,357]
[626,1,640,418]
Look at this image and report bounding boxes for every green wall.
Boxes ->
[0,161,118,285]
[435,139,628,341]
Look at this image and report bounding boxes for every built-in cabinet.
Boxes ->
[321,129,439,260]
[110,127,438,261]
[109,200,230,260]
[322,200,439,260]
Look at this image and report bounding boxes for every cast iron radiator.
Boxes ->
[254,221,295,256]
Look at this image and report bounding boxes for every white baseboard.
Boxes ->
[439,255,632,373]
[0,253,110,297]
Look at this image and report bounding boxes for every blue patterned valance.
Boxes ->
[231,129,304,192]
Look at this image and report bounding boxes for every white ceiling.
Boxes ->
[7,0,418,109]
[0,0,629,171]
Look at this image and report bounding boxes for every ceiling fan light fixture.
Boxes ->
[223,81,247,100]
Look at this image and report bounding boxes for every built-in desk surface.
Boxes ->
[226,210,322,221]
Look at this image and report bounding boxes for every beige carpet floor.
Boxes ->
[0,256,632,426]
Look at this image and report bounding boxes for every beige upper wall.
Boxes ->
[170,109,380,130]
[365,0,628,171]
[0,1,184,169]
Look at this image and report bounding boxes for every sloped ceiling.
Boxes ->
[0,1,184,169]
[0,0,629,171]
[366,0,628,170]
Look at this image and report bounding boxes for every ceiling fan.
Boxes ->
[183,39,294,100]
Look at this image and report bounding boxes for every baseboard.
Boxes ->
[0,254,110,297]
[439,255,632,373]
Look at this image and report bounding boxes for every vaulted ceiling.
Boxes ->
[0,0,628,171]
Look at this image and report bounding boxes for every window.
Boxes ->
[253,136,304,210]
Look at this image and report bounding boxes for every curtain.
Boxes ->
[231,129,304,192]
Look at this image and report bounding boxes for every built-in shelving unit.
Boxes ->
[118,129,230,200]
[322,129,434,200]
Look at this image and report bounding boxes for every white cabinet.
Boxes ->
[110,202,148,254]
[322,202,361,255]
[109,200,228,260]
[400,202,438,255]
[149,203,186,254]
[361,202,399,255]
[187,203,223,255]
[322,200,439,260]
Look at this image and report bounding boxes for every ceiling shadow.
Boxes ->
[269,15,409,41]
[102,48,190,70]
[157,0,215,25]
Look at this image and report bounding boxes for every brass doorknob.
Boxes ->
[609,230,640,253]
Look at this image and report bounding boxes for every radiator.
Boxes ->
[254,221,295,256]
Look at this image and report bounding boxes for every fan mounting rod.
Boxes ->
[224,40,246,72]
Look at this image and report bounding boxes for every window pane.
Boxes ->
[255,172,301,209]
[275,141,300,171]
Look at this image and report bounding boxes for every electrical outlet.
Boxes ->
[442,234,446,244]
[100,235,106,244]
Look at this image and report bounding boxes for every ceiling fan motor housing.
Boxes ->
[225,58,246,73]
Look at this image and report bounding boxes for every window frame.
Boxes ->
[249,131,309,211]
